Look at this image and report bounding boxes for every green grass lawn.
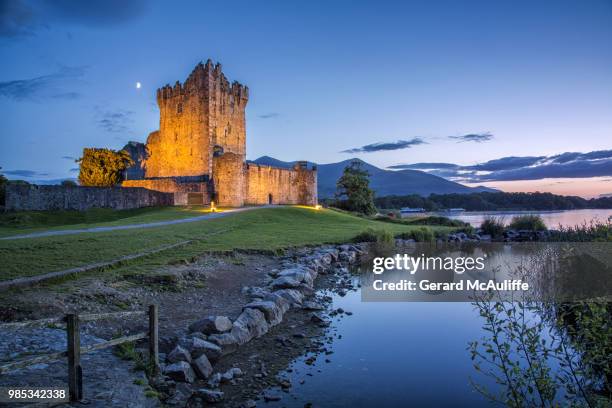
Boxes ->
[0,206,215,237]
[0,206,451,281]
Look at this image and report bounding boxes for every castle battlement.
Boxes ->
[156,59,248,103]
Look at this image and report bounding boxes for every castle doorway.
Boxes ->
[268,193,273,205]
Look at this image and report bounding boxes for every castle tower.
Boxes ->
[143,60,249,179]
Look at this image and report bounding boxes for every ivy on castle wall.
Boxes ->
[78,148,134,187]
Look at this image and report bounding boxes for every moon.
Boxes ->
[136,82,142,89]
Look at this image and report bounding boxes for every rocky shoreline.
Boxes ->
[150,244,366,407]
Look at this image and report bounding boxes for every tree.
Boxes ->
[78,148,134,187]
[335,160,377,215]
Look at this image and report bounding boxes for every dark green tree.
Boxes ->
[78,148,134,187]
[335,160,377,215]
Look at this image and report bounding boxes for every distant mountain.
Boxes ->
[250,156,496,198]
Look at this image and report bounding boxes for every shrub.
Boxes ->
[78,148,134,187]
[395,227,435,242]
[480,216,505,238]
[406,216,468,228]
[509,214,547,231]
[61,179,77,187]
[549,221,612,242]
[353,227,394,244]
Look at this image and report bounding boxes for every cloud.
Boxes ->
[258,112,280,119]
[3,169,49,177]
[96,108,134,133]
[69,167,79,172]
[448,132,494,143]
[390,149,612,182]
[341,138,426,154]
[462,156,545,171]
[388,162,460,170]
[0,0,149,39]
[0,66,86,101]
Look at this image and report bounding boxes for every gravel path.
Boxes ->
[1,206,268,241]
[0,327,158,407]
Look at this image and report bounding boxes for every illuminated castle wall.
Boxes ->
[121,60,317,207]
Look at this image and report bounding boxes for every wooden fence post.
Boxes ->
[148,305,159,375]
[66,313,82,402]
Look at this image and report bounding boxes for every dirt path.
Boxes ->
[0,206,267,241]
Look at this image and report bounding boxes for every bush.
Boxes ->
[508,214,547,231]
[78,148,134,187]
[395,227,435,242]
[61,179,77,187]
[406,216,469,228]
[549,221,612,242]
[480,217,505,238]
[353,227,394,244]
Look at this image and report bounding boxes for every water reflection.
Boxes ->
[261,244,611,407]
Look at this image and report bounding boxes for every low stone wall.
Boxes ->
[122,179,210,206]
[5,184,174,211]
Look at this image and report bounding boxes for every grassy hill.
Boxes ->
[0,206,451,281]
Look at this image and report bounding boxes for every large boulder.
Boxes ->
[273,289,304,307]
[167,345,192,364]
[244,300,283,326]
[263,291,291,313]
[179,337,223,363]
[192,354,213,379]
[207,332,240,356]
[230,323,253,346]
[278,267,314,286]
[164,361,196,383]
[232,307,269,342]
[271,275,301,290]
[189,316,232,335]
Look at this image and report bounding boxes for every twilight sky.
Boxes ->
[1,0,611,197]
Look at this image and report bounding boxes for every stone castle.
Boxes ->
[121,60,317,207]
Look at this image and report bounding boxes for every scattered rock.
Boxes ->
[233,307,269,341]
[244,300,283,326]
[273,289,304,307]
[179,337,223,362]
[188,316,232,335]
[207,332,239,356]
[164,361,196,383]
[194,388,224,403]
[167,345,192,364]
[192,354,213,379]
[271,276,301,290]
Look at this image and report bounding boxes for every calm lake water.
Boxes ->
[263,287,497,407]
[434,209,612,228]
[262,244,609,407]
